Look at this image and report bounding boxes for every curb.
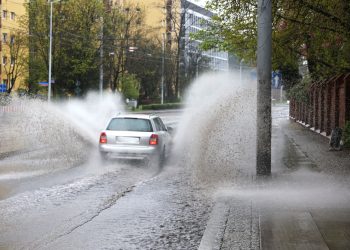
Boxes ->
[198,201,230,250]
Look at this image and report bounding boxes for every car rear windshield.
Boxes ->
[107,118,153,132]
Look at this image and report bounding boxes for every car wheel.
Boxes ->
[100,151,108,161]
[159,147,166,168]
[142,158,151,168]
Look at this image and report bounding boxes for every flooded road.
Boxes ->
[0,107,212,250]
[1,75,349,249]
[0,159,212,249]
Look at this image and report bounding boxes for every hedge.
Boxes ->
[140,103,183,110]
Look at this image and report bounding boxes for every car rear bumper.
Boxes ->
[99,144,158,160]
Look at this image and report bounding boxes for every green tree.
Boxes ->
[27,0,104,96]
[125,37,163,101]
[194,0,350,86]
[2,29,29,94]
[103,2,143,93]
[120,74,140,100]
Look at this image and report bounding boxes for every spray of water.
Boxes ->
[0,92,124,177]
[174,72,350,211]
[174,72,257,186]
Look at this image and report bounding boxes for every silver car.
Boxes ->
[99,114,172,166]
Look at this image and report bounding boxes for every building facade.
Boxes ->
[121,0,229,73]
[114,0,180,50]
[181,0,229,74]
[0,0,27,93]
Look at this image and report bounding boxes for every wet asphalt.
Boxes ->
[0,110,213,250]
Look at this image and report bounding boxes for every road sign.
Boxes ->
[0,84,6,93]
[39,81,48,86]
[39,79,54,87]
[272,71,282,89]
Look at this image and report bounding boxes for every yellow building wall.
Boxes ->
[116,0,180,48]
[1,0,27,92]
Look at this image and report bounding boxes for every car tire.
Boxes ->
[143,158,151,168]
[100,151,108,162]
[159,147,166,169]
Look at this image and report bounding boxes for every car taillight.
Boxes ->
[149,134,158,145]
[100,132,107,144]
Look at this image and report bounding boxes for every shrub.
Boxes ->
[342,121,350,148]
[286,75,312,103]
[120,74,140,100]
[140,103,183,110]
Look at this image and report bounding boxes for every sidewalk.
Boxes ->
[200,111,350,250]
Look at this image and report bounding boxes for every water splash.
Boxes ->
[0,92,124,178]
[174,72,257,186]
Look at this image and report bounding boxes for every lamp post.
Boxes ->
[48,0,63,102]
[240,59,244,84]
[48,0,54,102]
[161,33,165,104]
[99,16,103,98]
[196,57,200,78]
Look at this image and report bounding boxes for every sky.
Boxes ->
[189,0,207,7]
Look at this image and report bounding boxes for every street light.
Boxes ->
[240,58,244,84]
[161,33,165,104]
[99,16,103,98]
[196,56,200,78]
[48,0,53,102]
[48,0,62,102]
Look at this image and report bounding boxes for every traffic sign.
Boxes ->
[39,81,48,86]
[272,71,282,89]
[0,84,6,93]
[39,79,55,87]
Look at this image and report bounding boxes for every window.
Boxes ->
[157,118,167,131]
[153,118,167,131]
[2,10,7,19]
[2,33,7,43]
[2,56,7,65]
[153,118,162,131]
[11,57,15,65]
[10,35,14,44]
[10,12,15,20]
[107,118,153,132]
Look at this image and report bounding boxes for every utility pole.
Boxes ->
[48,0,53,102]
[196,57,200,78]
[240,59,244,84]
[256,0,272,175]
[99,17,104,98]
[161,33,165,104]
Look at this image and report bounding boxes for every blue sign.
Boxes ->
[39,81,48,86]
[39,79,54,87]
[272,71,282,89]
[0,84,6,93]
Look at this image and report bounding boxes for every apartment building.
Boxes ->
[114,0,180,50]
[0,0,27,93]
[115,0,228,72]
[181,0,229,72]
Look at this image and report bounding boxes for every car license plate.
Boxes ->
[116,136,140,144]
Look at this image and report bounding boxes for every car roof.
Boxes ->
[112,114,159,120]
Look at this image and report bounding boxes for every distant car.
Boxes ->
[99,114,172,166]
